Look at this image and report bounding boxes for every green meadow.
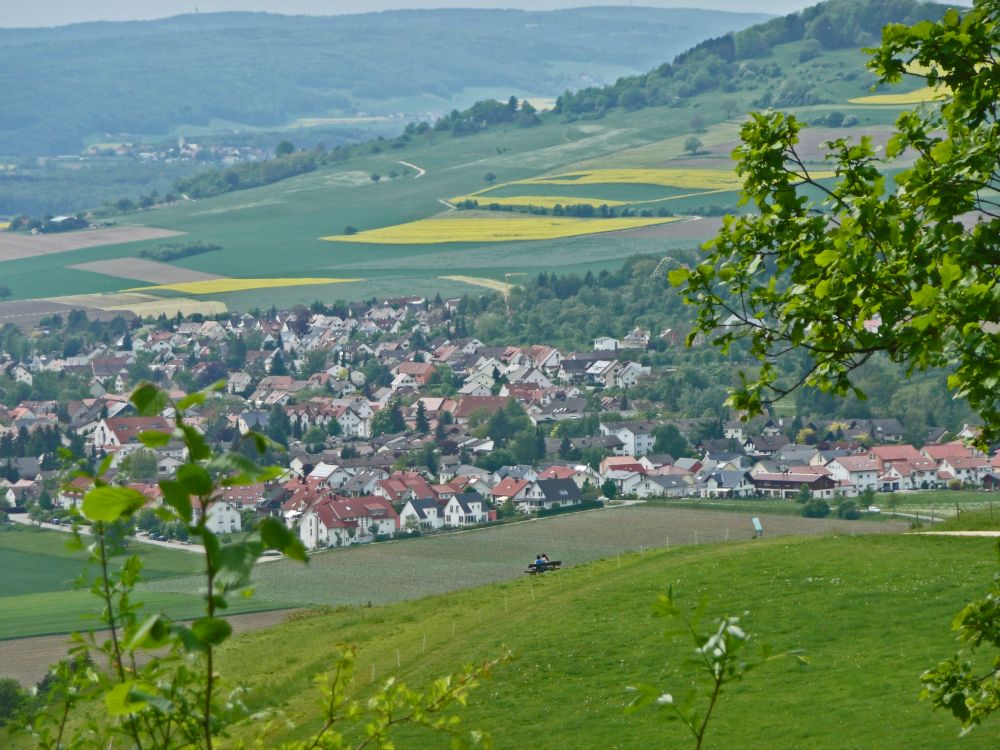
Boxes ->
[4,519,999,747]
[0,526,280,639]
[211,533,1000,749]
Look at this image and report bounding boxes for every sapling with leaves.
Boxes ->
[627,588,805,749]
[19,381,501,750]
[920,541,1000,736]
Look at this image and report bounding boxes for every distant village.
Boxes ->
[1,294,995,551]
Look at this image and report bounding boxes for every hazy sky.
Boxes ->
[2,1,830,28]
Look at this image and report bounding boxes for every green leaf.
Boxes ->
[939,255,962,289]
[910,284,938,308]
[159,480,192,524]
[930,139,953,162]
[175,391,207,411]
[124,614,169,653]
[97,453,115,478]
[668,268,690,286]
[138,430,173,448]
[814,247,838,267]
[130,382,169,416]
[180,424,211,461]
[259,517,308,563]
[216,540,262,591]
[82,486,147,522]
[191,616,232,646]
[105,682,148,716]
[177,464,213,496]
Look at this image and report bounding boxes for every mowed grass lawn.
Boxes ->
[215,533,999,749]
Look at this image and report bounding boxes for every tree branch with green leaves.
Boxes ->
[672,0,1000,448]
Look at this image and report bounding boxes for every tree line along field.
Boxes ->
[0,36,926,311]
[204,534,997,749]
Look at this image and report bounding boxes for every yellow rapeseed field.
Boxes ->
[449,195,628,209]
[323,215,681,244]
[849,86,949,105]
[520,169,745,190]
[128,278,361,295]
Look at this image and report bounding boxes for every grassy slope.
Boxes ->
[215,533,998,749]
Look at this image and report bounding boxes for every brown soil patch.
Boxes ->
[0,226,184,262]
[623,216,725,240]
[709,125,898,165]
[0,609,295,687]
[69,258,223,284]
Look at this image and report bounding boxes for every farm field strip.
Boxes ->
[126,277,363,295]
[0,227,185,262]
[438,275,513,293]
[322,215,682,244]
[68,258,225,284]
[849,86,949,105]
[471,167,839,197]
[449,194,629,208]
[45,291,227,317]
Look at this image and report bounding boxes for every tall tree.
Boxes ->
[415,401,430,433]
[674,1,1000,448]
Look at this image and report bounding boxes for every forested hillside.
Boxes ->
[0,7,769,156]
[555,0,948,117]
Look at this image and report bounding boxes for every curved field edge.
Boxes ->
[207,533,997,749]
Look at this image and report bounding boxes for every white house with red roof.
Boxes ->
[825,456,880,493]
[298,495,398,550]
[92,416,172,454]
[938,456,991,485]
[490,477,537,503]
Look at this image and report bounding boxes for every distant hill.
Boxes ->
[556,0,950,117]
[0,7,771,156]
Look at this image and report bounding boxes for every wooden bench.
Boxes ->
[525,560,562,574]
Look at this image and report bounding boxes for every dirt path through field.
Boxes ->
[0,610,296,687]
[398,160,426,178]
